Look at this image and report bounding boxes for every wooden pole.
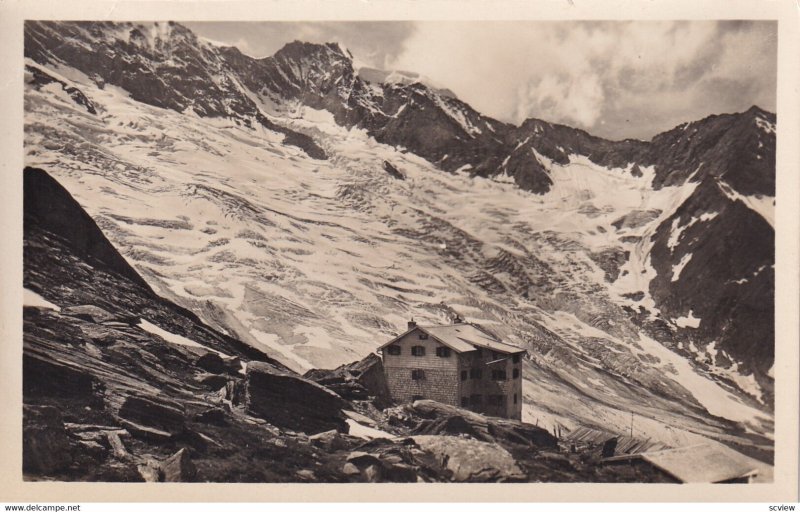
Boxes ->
[630,412,634,438]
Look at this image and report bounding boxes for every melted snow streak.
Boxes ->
[24,61,773,453]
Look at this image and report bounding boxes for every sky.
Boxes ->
[186,21,777,141]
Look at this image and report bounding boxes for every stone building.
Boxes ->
[378,319,525,419]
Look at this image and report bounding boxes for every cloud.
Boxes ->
[187,20,776,140]
[186,21,416,68]
[389,21,777,140]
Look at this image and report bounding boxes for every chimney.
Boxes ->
[407,318,417,330]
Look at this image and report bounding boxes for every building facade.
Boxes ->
[378,320,525,419]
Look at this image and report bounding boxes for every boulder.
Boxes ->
[77,439,107,460]
[341,462,360,476]
[117,394,185,435]
[245,361,349,434]
[62,305,118,323]
[23,353,101,405]
[308,429,347,451]
[226,379,246,405]
[198,373,229,389]
[119,419,173,443]
[194,407,228,426]
[295,469,316,481]
[22,405,72,474]
[406,400,557,449]
[345,451,382,468]
[410,435,526,482]
[196,352,226,374]
[162,448,197,482]
[137,458,162,482]
[106,431,131,459]
[304,353,392,408]
[362,464,382,482]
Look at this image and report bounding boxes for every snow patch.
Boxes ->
[675,310,701,328]
[23,289,61,312]
[671,253,692,282]
[755,116,775,135]
[345,419,395,439]
[717,180,774,228]
[139,319,233,358]
[636,333,769,424]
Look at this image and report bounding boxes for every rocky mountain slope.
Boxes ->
[25,165,696,483]
[23,20,775,475]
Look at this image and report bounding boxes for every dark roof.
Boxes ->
[379,323,525,355]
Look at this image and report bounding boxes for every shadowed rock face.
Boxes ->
[304,352,393,408]
[23,405,73,474]
[245,361,350,434]
[24,166,150,290]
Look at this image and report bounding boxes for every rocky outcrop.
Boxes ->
[245,361,349,434]
[23,405,73,474]
[410,435,526,482]
[396,400,558,449]
[116,395,186,438]
[162,448,197,482]
[304,352,392,407]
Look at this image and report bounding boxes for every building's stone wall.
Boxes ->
[381,327,524,419]
[457,349,523,420]
[382,329,460,406]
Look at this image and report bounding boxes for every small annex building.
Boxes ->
[602,444,771,483]
[378,318,526,420]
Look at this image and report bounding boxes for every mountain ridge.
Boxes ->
[23,20,776,464]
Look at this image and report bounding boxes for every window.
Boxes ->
[436,346,451,358]
[461,396,469,407]
[491,370,507,381]
[469,368,482,379]
[491,351,501,360]
[513,393,518,404]
[512,354,521,364]
[387,345,401,356]
[470,394,482,406]
[460,370,468,381]
[411,345,426,356]
[512,368,520,379]
[489,395,505,406]
[419,333,429,340]
[475,349,483,358]
[411,369,425,380]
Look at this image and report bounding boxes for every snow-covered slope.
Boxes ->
[23,21,775,464]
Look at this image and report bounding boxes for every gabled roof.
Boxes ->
[608,444,766,483]
[378,323,526,355]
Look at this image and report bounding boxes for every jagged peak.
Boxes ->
[273,40,353,65]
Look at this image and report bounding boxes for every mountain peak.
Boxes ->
[273,40,353,65]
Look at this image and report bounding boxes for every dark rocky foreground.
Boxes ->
[22,166,675,483]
